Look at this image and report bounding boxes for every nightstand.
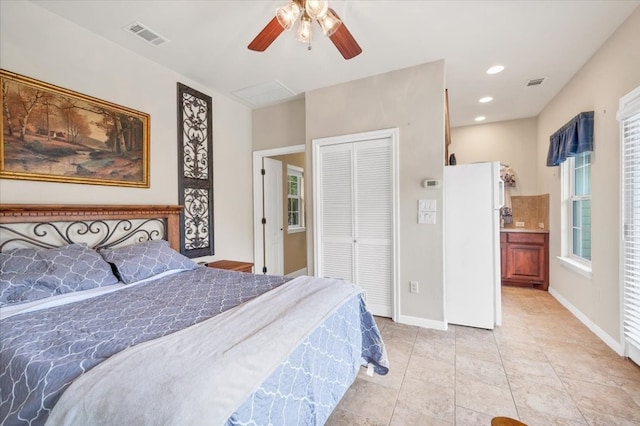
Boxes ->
[206,260,254,273]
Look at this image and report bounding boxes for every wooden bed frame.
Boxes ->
[0,204,182,251]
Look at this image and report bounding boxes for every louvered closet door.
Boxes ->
[317,138,393,317]
[354,139,393,317]
[319,144,354,282]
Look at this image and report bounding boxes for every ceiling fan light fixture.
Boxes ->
[276,2,301,31]
[304,0,329,20]
[249,0,361,59]
[295,15,313,44]
[318,8,342,36]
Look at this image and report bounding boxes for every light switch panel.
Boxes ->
[426,212,436,224]
[418,211,436,224]
[418,200,437,212]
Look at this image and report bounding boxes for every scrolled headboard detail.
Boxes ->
[0,204,182,252]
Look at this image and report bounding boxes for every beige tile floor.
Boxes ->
[327,286,640,425]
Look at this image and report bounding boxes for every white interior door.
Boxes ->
[264,157,283,275]
[354,139,393,317]
[315,135,394,317]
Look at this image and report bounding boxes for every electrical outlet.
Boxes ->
[515,221,525,227]
[410,281,419,294]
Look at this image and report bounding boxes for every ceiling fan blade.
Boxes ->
[328,9,362,60]
[248,17,284,52]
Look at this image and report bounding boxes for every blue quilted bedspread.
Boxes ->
[0,267,289,425]
[227,294,387,425]
[0,268,388,426]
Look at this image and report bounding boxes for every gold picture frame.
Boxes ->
[0,69,150,187]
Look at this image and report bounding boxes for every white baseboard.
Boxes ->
[548,287,624,356]
[397,314,448,331]
[285,268,308,278]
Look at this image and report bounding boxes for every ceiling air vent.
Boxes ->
[232,81,297,107]
[526,77,545,87]
[124,21,169,47]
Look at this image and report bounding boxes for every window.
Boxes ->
[287,165,305,233]
[564,151,592,263]
[620,85,640,363]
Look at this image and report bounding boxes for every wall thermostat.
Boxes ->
[423,179,441,189]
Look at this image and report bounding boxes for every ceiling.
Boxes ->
[31,0,639,128]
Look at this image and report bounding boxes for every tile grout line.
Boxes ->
[492,326,522,423]
[387,327,419,425]
[535,291,592,425]
[533,291,591,425]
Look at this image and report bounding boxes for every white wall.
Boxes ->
[0,1,254,263]
[537,7,640,348]
[450,117,538,196]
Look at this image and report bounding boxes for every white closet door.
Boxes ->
[319,144,354,282]
[354,139,393,317]
[316,137,393,317]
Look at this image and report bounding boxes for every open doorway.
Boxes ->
[253,145,307,277]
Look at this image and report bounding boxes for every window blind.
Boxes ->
[620,85,640,364]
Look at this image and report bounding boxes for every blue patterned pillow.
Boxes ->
[99,240,199,284]
[0,244,120,307]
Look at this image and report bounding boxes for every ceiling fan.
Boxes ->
[248,0,362,60]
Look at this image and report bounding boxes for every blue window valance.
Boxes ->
[546,111,594,167]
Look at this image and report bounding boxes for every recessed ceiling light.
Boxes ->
[475,116,487,122]
[486,65,504,75]
[479,96,494,103]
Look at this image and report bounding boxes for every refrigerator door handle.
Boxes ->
[496,180,505,209]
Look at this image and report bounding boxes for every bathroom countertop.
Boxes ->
[500,228,549,234]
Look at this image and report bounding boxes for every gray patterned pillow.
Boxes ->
[0,244,120,307]
[99,240,199,284]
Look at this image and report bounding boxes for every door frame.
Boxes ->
[253,145,305,274]
[312,128,400,320]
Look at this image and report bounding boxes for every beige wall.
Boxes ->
[271,153,307,275]
[255,63,446,323]
[306,61,446,323]
[450,117,538,196]
[536,7,640,345]
[252,99,307,274]
[0,1,255,263]
[253,98,305,151]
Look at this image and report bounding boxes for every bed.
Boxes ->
[0,204,388,426]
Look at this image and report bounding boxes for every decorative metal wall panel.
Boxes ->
[183,188,210,250]
[181,92,210,180]
[177,83,214,257]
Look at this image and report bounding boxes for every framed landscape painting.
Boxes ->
[0,69,150,187]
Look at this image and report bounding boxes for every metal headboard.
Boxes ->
[0,204,182,252]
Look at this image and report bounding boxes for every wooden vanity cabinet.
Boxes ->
[500,232,549,291]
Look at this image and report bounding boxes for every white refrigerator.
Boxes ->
[444,161,504,329]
